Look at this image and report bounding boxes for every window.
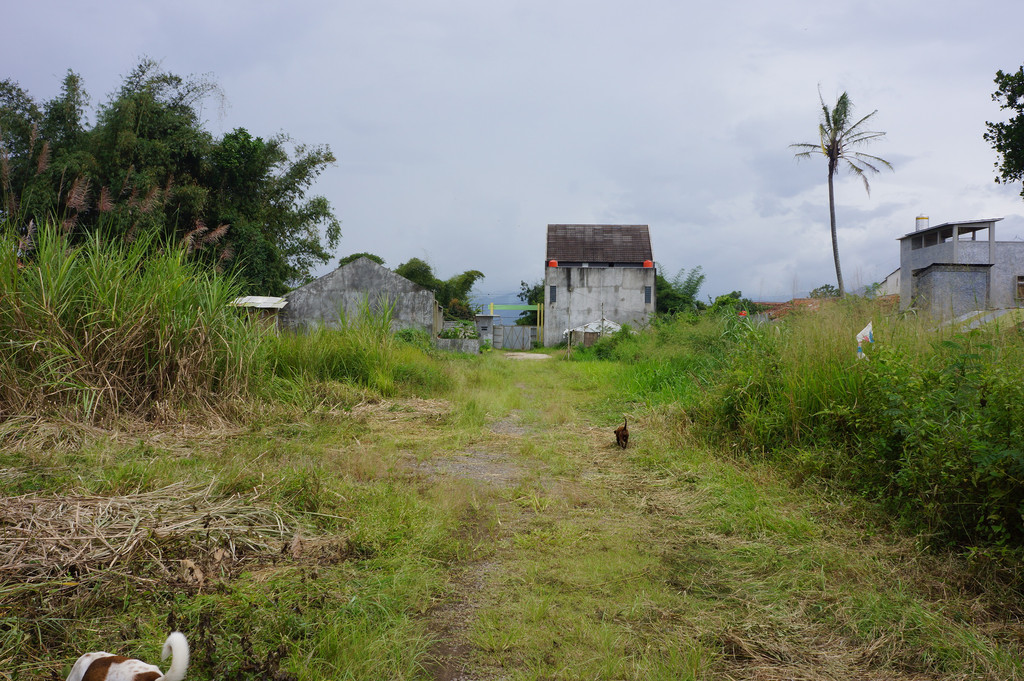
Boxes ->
[1017,275,1024,301]
[644,286,652,304]
[549,285,557,303]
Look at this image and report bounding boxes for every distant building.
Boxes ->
[229,296,288,329]
[898,217,1024,319]
[543,224,656,346]
[279,256,442,334]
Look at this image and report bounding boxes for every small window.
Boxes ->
[1017,275,1024,300]
[644,286,652,304]
[549,285,557,303]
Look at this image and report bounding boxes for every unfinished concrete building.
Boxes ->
[543,224,656,346]
[898,217,1024,319]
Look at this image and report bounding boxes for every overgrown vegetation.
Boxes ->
[4,217,1024,679]
[0,222,448,427]
[0,225,262,424]
[578,297,1024,565]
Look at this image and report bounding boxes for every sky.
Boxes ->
[5,0,1024,303]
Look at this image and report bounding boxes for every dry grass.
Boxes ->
[0,482,299,594]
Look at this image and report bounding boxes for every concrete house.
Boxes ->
[280,257,441,333]
[898,217,1024,319]
[543,224,656,346]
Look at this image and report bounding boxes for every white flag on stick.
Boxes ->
[856,321,873,360]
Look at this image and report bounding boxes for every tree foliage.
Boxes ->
[985,65,1024,198]
[516,280,543,325]
[394,257,484,320]
[809,283,840,298]
[339,252,385,267]
[0,59,340,294]
[655,265,706,314]
[791,90,892,297]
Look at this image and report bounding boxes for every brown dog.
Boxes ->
[614,417,629,449]
[65,632,188,681]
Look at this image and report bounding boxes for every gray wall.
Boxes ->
[899,237,1024,316]
[280,257,436,333]
[542,266,655,346]
[912,264,991,319]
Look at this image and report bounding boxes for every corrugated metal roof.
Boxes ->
[230,296,288,309]
[546,224,652,262]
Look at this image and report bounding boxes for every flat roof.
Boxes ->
[899,218,1002,240]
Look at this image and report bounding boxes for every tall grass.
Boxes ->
[262,296,451,398]
[0,224,263,422]
[577,300,1024,559]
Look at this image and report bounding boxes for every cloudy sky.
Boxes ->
[6,0,1024,302]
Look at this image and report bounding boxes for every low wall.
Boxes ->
[434,338,481,354]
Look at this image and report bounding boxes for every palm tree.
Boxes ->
[791,91,892,297]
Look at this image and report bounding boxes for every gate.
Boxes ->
[498,325,532,350]
[488,303,543,350]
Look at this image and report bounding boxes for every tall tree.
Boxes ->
[0,59,341,294]
[791,91,892,296]
[985,65,1024,198]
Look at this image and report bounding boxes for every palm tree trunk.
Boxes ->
[827,170,845,296]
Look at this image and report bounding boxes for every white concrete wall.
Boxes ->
[542,266,655,346]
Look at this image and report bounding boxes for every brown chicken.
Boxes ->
[614,417,629,449]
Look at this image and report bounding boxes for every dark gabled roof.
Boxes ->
[546,224,652,262]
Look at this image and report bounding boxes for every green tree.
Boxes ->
[0,79,43,221]
[205,127,341,293]
[985,65,1024,198]
[339,252,385,267]
[0,59,341,294]
[394,257,485,320]
[791,90,892,297]
[708,291,759,316]
[655,265,706,314]
[809,283,840,298]
[516,280,543,325]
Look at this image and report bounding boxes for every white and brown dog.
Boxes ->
[65,631,188,681]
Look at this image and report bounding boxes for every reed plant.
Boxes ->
[262,296,451,398]
[0,223,263,423]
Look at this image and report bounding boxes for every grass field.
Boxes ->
[5,349,1023,680]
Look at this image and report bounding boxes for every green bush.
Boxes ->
[574,299,1024,556]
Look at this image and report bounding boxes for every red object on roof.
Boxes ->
[548,260,558,267]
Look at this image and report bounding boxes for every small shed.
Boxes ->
[279,257,441,334]
[229,296,288,328]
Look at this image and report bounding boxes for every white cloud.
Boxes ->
[5,0,1024,302]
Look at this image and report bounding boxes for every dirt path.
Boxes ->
[407,353,1021,681]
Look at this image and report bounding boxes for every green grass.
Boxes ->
[4,232,1024,681]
